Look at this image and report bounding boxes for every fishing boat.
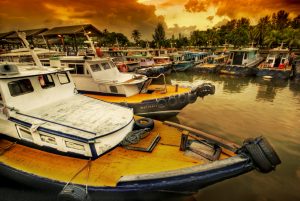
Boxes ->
[0,33,281,201]
[135,56,172,77]
[170,53,194,72]
[219,47,264,76]
[194,54,229,73]
[59,56,214,119]
[101,49,140,72]
[256,46,294,80]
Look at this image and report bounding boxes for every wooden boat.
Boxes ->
[0,33,281,201]
[0,119,281,201]
[219,47,264,76]
[194,54,228,73]
[256,46,293,80]
[101,50,140,72]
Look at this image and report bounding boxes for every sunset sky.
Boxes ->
[0,0,299,39]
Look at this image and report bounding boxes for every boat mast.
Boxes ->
[16,31,43,68]
[83,30,98,58]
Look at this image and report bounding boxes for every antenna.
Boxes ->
[16,31,43,68]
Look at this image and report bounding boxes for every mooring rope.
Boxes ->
[63,158,92,191]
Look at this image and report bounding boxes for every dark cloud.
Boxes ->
[185,0,300,19]
[0,0,165,39]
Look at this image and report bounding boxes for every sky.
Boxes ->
[0,0,299,40]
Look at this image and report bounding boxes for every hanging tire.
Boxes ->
[245,143,274,173]
[58,185,90,201]
[168,96,177,107]
[257,137,281,166]
[178,94,187,104]
[157,98,167,109]
[188,93,197,103]
[134,118,154,130]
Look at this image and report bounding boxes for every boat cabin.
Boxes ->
[50,57,148,97]
[153,56,172,66]
[228,48,259,66]
[205,54,228,65]
[0,63,134,158]
[264,49,290,68]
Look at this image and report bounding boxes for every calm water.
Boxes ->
[167,72,300,201]
[1,72,300,201]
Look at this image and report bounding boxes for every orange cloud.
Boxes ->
[184,0,300,20]
[0,0,165,39]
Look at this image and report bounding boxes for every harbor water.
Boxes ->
[1,72,300,201]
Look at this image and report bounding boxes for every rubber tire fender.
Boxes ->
[157,98,167,109]
[58,185,90,201]
[134,118,154,130]
[168,96,177,107]
[178,94,187,104]
[188,93,197,103]
[257,137,281,166]
[245,143,274,173]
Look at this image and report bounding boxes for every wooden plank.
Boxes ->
[163,121,240,152]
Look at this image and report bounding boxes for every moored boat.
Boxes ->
[219,47,264,76]
[256,46,294,80]
[194,54,228,73]
[0,32,281,201]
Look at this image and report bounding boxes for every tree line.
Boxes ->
[64,10,299,50]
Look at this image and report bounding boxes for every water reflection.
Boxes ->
[167,72,300,201]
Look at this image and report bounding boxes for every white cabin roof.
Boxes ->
[10,95,133,140]
[0,64,72,79]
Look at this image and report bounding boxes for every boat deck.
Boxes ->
[86,85,191,103]
[0,119,233,187]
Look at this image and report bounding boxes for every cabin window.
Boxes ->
[17,126,33,142]
[281,59,285,64]
[65,141,85,151]
[69,64,76,74]
[230,53,233,59]
[109,86,118,93]
[76,64,84,74]
[90,64,101,72]
[244,53,248,60]
[0,92,2,101]
[39,74,55,89]
[8,79,34,97]
[102,62,111,70]
[57,72,70,84]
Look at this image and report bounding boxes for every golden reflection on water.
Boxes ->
[166,72,300,201]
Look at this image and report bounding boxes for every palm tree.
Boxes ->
[152,23,166,48]
[272,10,290,30]
[264,30,283,47]
[283,28,300,49]
[131,29,141,45]
[254,15,271,47]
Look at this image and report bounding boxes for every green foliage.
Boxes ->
[152,23,166,48]
[131,29,141,44]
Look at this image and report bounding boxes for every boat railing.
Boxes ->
[147,73,167,93]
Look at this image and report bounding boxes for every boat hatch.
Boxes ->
[0,64,20,75]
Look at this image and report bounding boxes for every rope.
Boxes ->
[63,158,92,192]
[121,128,150,146]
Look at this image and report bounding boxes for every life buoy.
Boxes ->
[119,64,129,72]
[168,96,177,107]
